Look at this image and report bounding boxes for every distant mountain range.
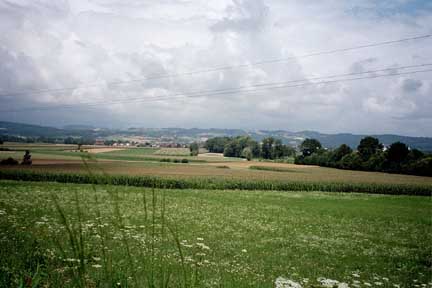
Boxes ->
[1,121,432,152]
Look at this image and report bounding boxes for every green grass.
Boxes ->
[0,169,431,195]
[0,180,430,287]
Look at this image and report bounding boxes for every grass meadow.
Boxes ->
[1,180,431,287]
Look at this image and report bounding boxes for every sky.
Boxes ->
[0,0,432,136]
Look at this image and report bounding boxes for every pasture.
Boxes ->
[0,181,431,287]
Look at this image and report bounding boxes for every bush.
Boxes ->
[363,152,386,171]
[339,153,363,170]
[160,158,171,163]
[404,157,432,176]
[181,159,189,163]
[0,157,19,166]
[249,166,296,173]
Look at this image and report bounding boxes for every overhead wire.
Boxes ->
[2,64,431,112]
[0,34,430,98]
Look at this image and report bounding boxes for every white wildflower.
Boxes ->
[352,273,360,278]
[318,277,339,288]
[241,249,247,253]
[92,264,102,268]
[275,277,302,288]
[196,243,210,250]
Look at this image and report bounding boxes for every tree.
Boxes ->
[332,144,352,162]
[241,147,253,161]
[21,150,32,165]
[363,151,386,171]
[205,137,230,153]
[272,139,285,159]
[282,145,296,158]
[189,142,199,156]
[357,136,383,161]
[223,141,236,157]
[386,142,409,163]
[407,148,424,161]
[300,139,322,156]
[404,157,432,176]
[339,152,363,170]
[261,137,275,159]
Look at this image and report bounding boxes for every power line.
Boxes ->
[2,65,431,113]
[0,34,430,98]
[10,62,432,109]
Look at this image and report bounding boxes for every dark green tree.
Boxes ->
[272,139,285,159]
[205,137,230,153]
[332,144,352,162]
[300,138,322,156]
[357,136,383,161]
[261,137,275,159]
[241,147,253,161]
[339,152,363,170]
[189,142,199,156]
[386,142,409,163]
[223,141,237,157]
[408,149,424,161]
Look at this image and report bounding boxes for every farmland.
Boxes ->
[1,144,432,188]
[0,143,431,287]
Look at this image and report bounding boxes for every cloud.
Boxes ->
[0,0,431,136]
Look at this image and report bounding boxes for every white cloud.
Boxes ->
[0,0,431,136]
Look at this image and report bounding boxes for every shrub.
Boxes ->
[215,165,230,169]
[249,166,297,173]
[181,159,189,163]
[363,152,386,171]
[339,153,363,170]
[0,157,19,165]
[404,157,432,176]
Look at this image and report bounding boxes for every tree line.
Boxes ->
[203,136,295,161]
[295,136,432,176]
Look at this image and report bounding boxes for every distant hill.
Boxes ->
[0,121,66,138]
[63,124,95,130]
[1,121,431,152]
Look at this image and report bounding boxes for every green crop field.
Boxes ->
[0,181,431,287]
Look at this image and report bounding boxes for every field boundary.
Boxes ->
[0,170,430,196]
